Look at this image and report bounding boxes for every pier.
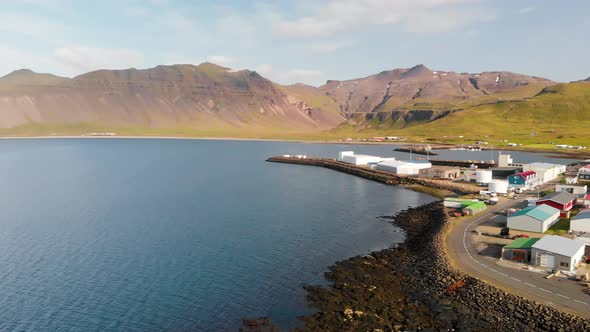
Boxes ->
[266,156,480,195]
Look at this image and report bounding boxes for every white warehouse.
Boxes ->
[338,151,385,166]
[531,235,586,272]
[376,160,431,175]
[523,162,566,184]
[507,204,561,233]
[570,209,590,233]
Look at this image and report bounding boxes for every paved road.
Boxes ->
[446,195,590,319]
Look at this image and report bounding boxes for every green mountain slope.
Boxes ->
[332,82,590,146]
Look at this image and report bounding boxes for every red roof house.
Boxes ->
[536,191,577,218]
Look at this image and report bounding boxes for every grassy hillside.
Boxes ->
[331,82,590,148]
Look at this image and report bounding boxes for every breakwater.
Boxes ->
[266,156,479,195]
[393,147,438,156]
[299,202,590,331]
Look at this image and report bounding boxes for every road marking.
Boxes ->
[510,277,522,282]
[524,282,537,288]
[538,288,552,293]
[556,294,570,300]
[574,299,588,305]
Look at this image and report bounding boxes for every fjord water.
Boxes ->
[0,139,438,331]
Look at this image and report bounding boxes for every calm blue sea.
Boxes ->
[0,138,441,331]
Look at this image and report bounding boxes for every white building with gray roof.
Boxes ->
[531,235,586,271]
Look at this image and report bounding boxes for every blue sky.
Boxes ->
[1,0,589,86]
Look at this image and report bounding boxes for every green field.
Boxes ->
[330,82,590,149]
[544,219,570,236]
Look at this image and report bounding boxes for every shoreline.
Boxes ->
[0,135,588,159]
[297,202,590,330]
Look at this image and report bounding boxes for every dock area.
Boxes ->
[266,156,480,195]
[393,147,438,156]
[428,159,497,169]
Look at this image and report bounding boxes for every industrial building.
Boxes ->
[501,238,540,262]
[488,180,509,194]
[531,235,586,271]
[376,159,431,175]
[443,198,486,216]
[419,166,460,179]
[570,209,590,233]
[462,201,486,216]
[475,170,493,184]
[444,198,479,208]
[578,165,590,182]
[522,162,566,184]
[498,153,512,167]
[536,191,577,218]
[555,184,587,196]
[338,151,385,166]
[507,205,561,233]
[461,169,477,182]
[508,171,538,187]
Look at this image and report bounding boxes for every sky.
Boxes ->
[1,0,589,86]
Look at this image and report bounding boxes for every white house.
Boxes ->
[579,165,590,182]
[507,204,561,233]
[338,151,385,166]
[570,209,590,233]
[531,235,586,271]
[523,162,566,184]
[555,184,587,196]
[376,160,431,175]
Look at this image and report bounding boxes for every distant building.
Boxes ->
[523,162,566,184]
[338,151,385,166]
[419,166,460,179]
[578,165,590,182]
[507,205,560,233]
[531,235,586,271]
[508,171,538,187]
[462,201,486,216]
[570,209,590,234]
[555,184,587,196]
[443,198,486,216]
[376,160,431,175]
[501,238,540,262]
[497,153,516,167]
[536,191,577,218]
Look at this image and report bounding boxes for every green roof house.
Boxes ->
[502,238,540,262]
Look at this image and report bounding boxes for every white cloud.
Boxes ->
[124,6,150,17]
[255,64,273,76]
[0,13,68,42]
[517,6,536,14]
[254,64,323,85]
[307,40,353,53]
[54,46,144,73]
[272,0,491,37]
[206,55,235,67]
[216,15,257,47]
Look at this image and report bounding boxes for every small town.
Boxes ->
[272,147,590,317]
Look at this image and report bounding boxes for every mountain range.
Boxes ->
[0,63,588,143]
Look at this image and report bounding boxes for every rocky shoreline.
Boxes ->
[297,202,590,331]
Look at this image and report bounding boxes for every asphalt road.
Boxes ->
[446,195,590,319]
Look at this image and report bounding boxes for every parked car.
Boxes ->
[513,234,529,239]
